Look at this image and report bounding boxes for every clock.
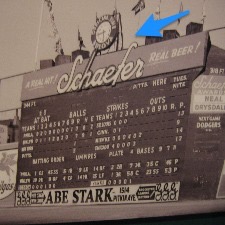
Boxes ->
[91,14,119,51]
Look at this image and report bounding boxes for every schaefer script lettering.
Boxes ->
[194,76,225,90]
[57,43,144,94]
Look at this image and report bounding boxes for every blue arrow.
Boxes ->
[136,10,190,37]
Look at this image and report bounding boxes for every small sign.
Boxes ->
[15,182,180,207]
[0,149,18,200]
[217,161,225,198]
[191,75,225,114]
[0,125,8,144]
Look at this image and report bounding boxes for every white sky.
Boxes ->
[0,0,225,79]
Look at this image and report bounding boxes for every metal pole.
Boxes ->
[0,107,21,113]
[208,27,225,32]
[34,0,44,71]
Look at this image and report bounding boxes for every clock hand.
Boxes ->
[102,30,105,41]
[97,31,103,36]
[97,30,106,42]
[97,30,105,37]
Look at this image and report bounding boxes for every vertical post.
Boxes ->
[159,0,161,19]
[202,0,206,26]
[34,0,44,71]
[84,49,98,75]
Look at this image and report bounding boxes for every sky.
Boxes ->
[0,0,225,79]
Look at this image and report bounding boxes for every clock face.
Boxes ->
[91,14,119,51]
[96,21,112,44]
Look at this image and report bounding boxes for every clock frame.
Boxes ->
[91,14,119,51]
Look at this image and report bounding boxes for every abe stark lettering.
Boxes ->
[57,43,144,94]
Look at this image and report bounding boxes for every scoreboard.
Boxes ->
[15,32,225,207]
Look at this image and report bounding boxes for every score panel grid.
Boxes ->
[16,70,202,206]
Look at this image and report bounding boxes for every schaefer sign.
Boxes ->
[15,182,180,206]
[191,75,225,114]
[21,32,209,101]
